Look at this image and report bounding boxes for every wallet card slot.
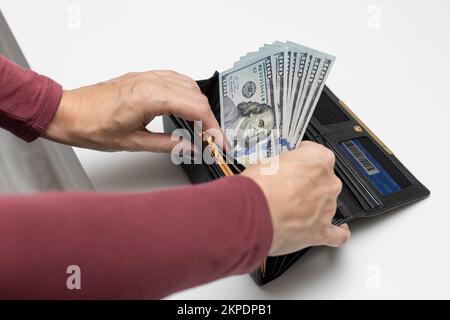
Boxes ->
[314,87,350,125]
[308,87,360,136]
[324,139,382,209]
[305,127,380,211]
[334,163,373,212]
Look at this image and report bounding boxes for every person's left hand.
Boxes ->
[44,70,221,152]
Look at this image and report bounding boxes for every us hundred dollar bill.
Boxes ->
[291,56,335,147]
[219,55,277,165]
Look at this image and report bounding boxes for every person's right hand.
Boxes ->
[242,141,350,256]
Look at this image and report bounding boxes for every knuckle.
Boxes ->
[300,140,318,149]
[305,141,322,152]
[166,69,177,76]
[159,140,177,153]
[317,225,332,244]
[337,232,349,247]
[189,80,200,90]
[143,71,159,80]
[200,94,209,104]
[192,104,210,123]
[344,229,351,243]
[197,96,210,112]
[140,73,162,90]
[154,69,170,76]
[321,147,335,166]
[201,94,211,106]
[330,177,343,195]
[125,71,139,78]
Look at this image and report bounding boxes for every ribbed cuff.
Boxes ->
[23,76,63,142]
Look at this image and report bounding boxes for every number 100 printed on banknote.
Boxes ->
[220,41,335,166]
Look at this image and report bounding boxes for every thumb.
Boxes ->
[321,223,351,247]
[129,131,198,154]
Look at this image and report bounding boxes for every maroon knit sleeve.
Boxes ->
[0,175,273,299]
[0,55,62,141]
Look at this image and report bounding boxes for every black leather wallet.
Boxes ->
[162,72,430,285]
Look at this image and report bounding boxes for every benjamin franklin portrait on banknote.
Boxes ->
[223,98,275,150]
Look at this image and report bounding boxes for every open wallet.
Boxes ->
[162,71,430,285]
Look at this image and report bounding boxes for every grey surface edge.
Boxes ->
[0,10,93,192]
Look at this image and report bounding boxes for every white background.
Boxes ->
[1,0,449,299]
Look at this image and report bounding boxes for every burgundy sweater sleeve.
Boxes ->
[0,176,273,299]
[0,55,62,141]
[0,55,273,299]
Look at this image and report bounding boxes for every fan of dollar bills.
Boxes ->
[219,41,335,166]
